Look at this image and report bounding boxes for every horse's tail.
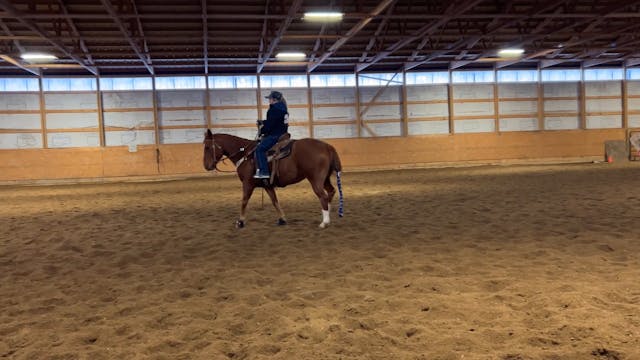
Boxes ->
[330,146,344,218]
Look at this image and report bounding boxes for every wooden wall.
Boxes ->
[1,75,638,182]
[0,129,623,181]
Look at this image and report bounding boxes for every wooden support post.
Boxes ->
[447,82,455,134]
[204,75,212,129]
[257,75,263,120]
[493,72,500,133]
[579,69,586,130]
[306,73,314,138]
[401,70,409,136]
[537,81,544,131]
[355,70,362,138]
[622,76,628,130]
[96,75,105,146]
[151,76,161,173]
[38,76,47,148]
[151,76,160,146]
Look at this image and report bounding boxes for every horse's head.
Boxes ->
[203,129,223,171]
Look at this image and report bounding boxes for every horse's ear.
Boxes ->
[206,129,213,137]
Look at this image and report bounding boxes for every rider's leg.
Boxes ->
[254,135,278,178]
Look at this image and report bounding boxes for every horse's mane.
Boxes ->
[214,133,256,146]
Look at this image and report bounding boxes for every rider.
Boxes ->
[254,90,289,179]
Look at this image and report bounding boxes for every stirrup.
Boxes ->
[254,172,270,179]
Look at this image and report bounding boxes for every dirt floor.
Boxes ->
[1,162,640,360]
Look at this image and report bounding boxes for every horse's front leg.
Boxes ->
[264,187,287,225]
[237,182,255,228]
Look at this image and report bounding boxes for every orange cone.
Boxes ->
[607,154,613,163]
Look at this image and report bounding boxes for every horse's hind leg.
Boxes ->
[311,180,330,228]
[264,187,287,225]
[237,182,255,228]
[324,177,336,212]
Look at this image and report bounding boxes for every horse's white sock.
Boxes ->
[322,209,330,224]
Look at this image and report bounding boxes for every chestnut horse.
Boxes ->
[203,129,344,228]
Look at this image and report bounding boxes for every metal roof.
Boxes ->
[0,0,639,76]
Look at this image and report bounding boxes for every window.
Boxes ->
[497,70,538,83]
[358,73,402,86]
[540,69,581,82]
[309,74,356,87]
[100,77,153,90]
[42,78,97,91]
[405,71,449,85]
[0,78,39,92]
[155,76,206,89]
[260,75,307,88]
[583,68,623,81]
[627,68,640,80]
[209,75,257,89]
[451,71,495,83]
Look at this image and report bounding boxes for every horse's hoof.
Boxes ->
[318,222,328,229]
[277,218,287,226]
[235,220,245,228]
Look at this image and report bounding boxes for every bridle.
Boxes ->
[204,138,229,172]
[204,137,254,172]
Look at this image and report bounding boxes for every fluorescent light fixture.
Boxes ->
[497,48,524,57]
[20,53,58,62]
[303,12,343,22]
[275,52,306,61]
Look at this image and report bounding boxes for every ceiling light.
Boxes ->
[20,53,58,63]
[303,12,343,22]
[275,52,306,61]
[497,49,524,58]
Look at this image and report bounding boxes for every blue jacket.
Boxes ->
[260,101,289,137]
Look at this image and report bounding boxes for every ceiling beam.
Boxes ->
[257,0,303,73]
[309,0,335,63]
[201,0,208,73]
[100,0,154,75]
[0,19,25,53]
[257,0,270,64]
[3,12,640,21]
[407,0,506,63]
[626,58,640,68]
[308,0,396,72]
[358,0,396,62]
[0,54,41,75]
[129,0,151,65]
[492,0,640,69]
[0,0,97,75]
[441,0,570,70]
[55,0,93,65]
[357,0,484,72]
[499,22,640,69]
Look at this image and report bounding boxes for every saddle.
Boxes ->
[247,133,295,186]
[266,133,294,162]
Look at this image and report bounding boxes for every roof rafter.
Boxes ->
[309,0,335,64]
[55,0,93,65]
[357,0,484,72]
[0,18,25,53]
[491,0,640,69]
[308,0,396,72]
[129,0,151,65]
[359,0,396,63]
[0,0,97,75]
[99,0,154,75]
[257,0,270,64]
[0,54,40,76]
[201,0,208,73]
[416,0,567,70]
[257,0,303,73]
